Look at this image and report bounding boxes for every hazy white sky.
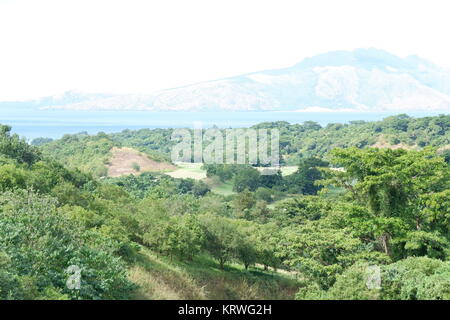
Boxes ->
[1,0,449,100]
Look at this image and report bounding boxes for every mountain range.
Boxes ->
[4,48,450,112]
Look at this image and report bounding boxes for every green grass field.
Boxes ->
[165,164,297,197]
[280,166,298,176]
[210,181,235,196]
[255,166,298,177]
[165,162,207,180]
[167,163,298,180]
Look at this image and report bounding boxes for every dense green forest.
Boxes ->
[1,114,449,300]
[36,114,450,177]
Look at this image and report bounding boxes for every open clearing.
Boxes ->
[167,163,297,181]
[165,162,207,180]
[209,181,235,196]
[165,163,297,196]
[107,147,177,177]
[253,166,298,176]
[372,136,416,150]
[280,166,297,176]
[438,145,450,152]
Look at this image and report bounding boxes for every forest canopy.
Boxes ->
[1,115,449,300]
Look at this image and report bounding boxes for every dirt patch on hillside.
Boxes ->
[107,147,176,177]
[438,145,450,152]
[371,136,416,150]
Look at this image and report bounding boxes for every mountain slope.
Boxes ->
[11,48,450,112]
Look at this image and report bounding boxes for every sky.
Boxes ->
[0,0,450,101]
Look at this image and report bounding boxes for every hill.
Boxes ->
[107,147,176,177]
[129,247,298,300]
[9,48,450,112]
[1,120,449,300]
[38,114,450,174]
[38,132,174,177]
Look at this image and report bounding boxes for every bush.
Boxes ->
[131,162,141,172]
[0,190,134,300]
[297,257,450,300]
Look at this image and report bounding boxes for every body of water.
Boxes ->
[0,108,446,140]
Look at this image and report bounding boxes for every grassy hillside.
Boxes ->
[209,180,235,196]
[129,247,299,300]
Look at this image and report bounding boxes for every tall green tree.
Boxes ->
[284,157,328,194]
[322,147,450,259]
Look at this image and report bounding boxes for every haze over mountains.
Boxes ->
[5,48,450,112]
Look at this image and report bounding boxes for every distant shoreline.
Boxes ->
[0,109,447,140]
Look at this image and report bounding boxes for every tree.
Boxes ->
[251,223,282,271]
[441,149,450,164]
[204,164,235,181]
[300,257,450,300]
[233,166,261,192]
[148,215,205,261]
[322,147,450,259]
[284,157,328,194]
[381,257,450,300]
[255,187,273,202]
[131,162,141,172]
[192,180,210,197]
[0,164,27,191]
[232,190,256,219]
[200,215,239,269]
[250,200,271,223]
[273,196,331,225]
[0,125,41,165]
[259,170,283,189]
[0,190,133,299]
[281,219,388,290]
[30,137,53,146]
[234,237,257,270]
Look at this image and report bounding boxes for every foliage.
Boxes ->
[1,115,449,300]
[40,132,115,177]
[40,114,450,175]
[321,147,450,260]
[284,157,328,194]
[298,257,450,300]
[0,191,133,299]
[0,125,41,165]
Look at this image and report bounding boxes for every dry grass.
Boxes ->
[128,248,299,300]
[371,136,416,150]
[107,147,176,177]
[438,145,450,152]
[129,255,206,300]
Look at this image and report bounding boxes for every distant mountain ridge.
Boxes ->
[5,48,450,112]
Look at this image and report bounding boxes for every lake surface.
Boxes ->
[0,108,446,140]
